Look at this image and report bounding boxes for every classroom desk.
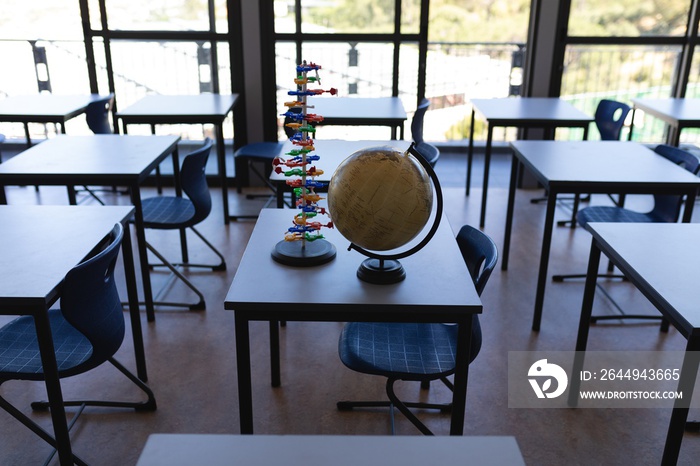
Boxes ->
[0,205,142,465]
[225,209,482,435]
[468,98,593,227]
[0,94,105,144]
[270,139,412,208]
[631,98,700,146]
[136,434,526,466]
[308,97,407,140]
[501,140,700,331]
[116,94,239,224]
[569,222,700,465]
[0,134,181,323]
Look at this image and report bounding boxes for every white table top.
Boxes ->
[0,205,134,309]
[136,434,526,466]
[0,134,180,180]
[0,94,103,120]
[117,94,239,119]
[470,97,592,124]
[225,209,481,316]
[632,98,700,125]
[510,140,700,189]
[308,96,407,122]
[586,222,700,333]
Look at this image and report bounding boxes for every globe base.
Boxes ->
[357,258,406,285]
[271,239,336,267]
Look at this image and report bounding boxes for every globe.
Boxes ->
[328,145,433,252]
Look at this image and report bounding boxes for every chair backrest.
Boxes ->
[456,224,498,296]
[411,98,431,144]
[651,144,700,222]
[413,141,440,168]
[283,106,303,139]
[455,225,498,364]
[181,138,214,225]
[595,99,631,140]
[60,223,125,366]
[86,94,115,134]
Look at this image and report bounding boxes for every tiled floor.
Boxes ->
[1,146,699,465]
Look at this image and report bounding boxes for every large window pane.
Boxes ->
[104,0,216,32]
[0,0,82,40]
[426,43,525,141]
[300,0,396,34]
[568,0,690,37]
[276,42,418,139]
[110,41,206,100]
[426,1,529,142]
[428,0,529,43]
[560,45,681,142]
[401,0,421,34]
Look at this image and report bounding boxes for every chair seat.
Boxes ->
[577,206,657,228]
[339,322,459,380]
[234,142,285,161]
[142,196,195,228]
[0,310,92,380]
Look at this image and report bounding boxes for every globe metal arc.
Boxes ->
[327,143,444,284]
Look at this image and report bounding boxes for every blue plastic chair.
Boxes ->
[85,94,115,134]
[0,223,155,465]
[414,140,440,168]
[337,225,497,435]
[231,109,301,219]
[141,138,226,311]
[577,144,700,227]
[411,98,430,144]
[77,94,119,203]
[595,99,631,140]
[558,99,633,227]
[410,98,440,168]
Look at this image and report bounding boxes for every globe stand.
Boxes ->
[350,143,444,285]
[357,258,406,284]
[271,239,336,267]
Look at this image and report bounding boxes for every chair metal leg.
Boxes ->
[0,394,90,466]
[338,376,454,435]
[588,284,666,329]
[30,357,157,412]
[386,378,434,435]
[553,274,668,330]
[231,158,294,220]
[0,357,153,466]
[148,227,226,272]
[553,273,627,282]
[145,241,206,310]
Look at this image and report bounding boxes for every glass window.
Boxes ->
[428,0,529,43]
[273,1,296,33]
[425,0,530,142]
[0,0,82,40]
[686,50,700,99]
[110,41,203,100]
[401,0,421,34]
[104,0,216,32]
[560,45,681,142]
[568,0,691,37]
[300,0,397,34]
